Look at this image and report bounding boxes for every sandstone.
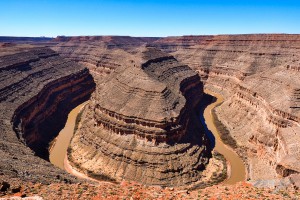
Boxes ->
[53,34,300,185]
[51,36,160,78]
[1,34,300,198]
[150,34,300,182]
[68,47,211,187]
[290,174,300,189]
[0,46,95,184]
[276,155,300,177]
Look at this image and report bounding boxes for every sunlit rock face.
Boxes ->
[55,34,300,183]
[0,46,95,183]
[69,47,212,187]
[150,34,300,180]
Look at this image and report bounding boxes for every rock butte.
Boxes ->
[68,47,211,187]
[1,34,300,194]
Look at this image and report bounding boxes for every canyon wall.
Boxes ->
[0,36,53,43]
[68,47,213,187]
[52,36,160,78]
[0,46,95,183]
[150,34,300,181]
[1,34,299,190]
[52,34,300,182]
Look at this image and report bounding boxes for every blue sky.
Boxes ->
[0,0,299,37]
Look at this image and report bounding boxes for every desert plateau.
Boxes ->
[1,1,300,199]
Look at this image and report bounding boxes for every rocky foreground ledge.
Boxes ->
[0,46,95,185]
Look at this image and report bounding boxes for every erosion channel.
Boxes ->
[49,102,87,169]
[49,90,246,185]
[203,89,246,184]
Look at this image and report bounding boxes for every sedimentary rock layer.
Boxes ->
[53,34,300,183]
[69,48,211,187]
[0,46,95,183]
[2,34,300,191]
[52,36,160,77]
[0,36,53,43]
[150,34,300,180]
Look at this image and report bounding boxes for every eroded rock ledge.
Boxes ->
[0,47,95,183]
[69,48,211,187]
[53,34,300,186]
[150,34,300,181]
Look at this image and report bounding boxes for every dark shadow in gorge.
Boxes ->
[12,71,96,161]
[195,93,216,150]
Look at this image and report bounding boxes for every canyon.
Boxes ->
[1,34,300,198]
[67,47,220,188]
[53,35,300,184]
[0,45,95,185]
[151,35,300,182]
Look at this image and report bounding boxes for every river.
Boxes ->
[203,89,246,184]
[49,102,86,169]
[49,90,246,185]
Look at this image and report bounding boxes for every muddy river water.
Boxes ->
[49,103,86,169]
[50,90,246,184]
[203,89,246,184]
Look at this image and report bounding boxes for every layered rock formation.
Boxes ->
[2,34,300,196]
[53,34,300,183]
[68,47,211,187]
[150,34,300,181]
[52,36,160,77]
[0,36,53,43]
[0,46,95,183]
[52,34,300,184]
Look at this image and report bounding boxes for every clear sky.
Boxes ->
[1,0,299,37]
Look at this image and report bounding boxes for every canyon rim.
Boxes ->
[0,34,300,199]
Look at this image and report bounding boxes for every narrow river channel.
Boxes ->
[49,90,246,185]
[49,102,86,169]
[203,89,246,184]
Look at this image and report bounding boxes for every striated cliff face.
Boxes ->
[0,46,95,183]
[52,36,160,77]
[53,34,300,182]
[150,34,300,180]
[68,47,212,187]
[2,34,300,197]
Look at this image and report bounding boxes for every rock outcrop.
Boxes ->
[0,46,95,183]
[68,47,211,187]
[53,34,300,183]
[0,36,53,43]
[2,34,300,197]
[52,36,160,77]
[150,34,300,180]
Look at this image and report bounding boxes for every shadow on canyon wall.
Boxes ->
[196,93,216,149]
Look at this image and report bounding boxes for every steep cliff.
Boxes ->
[151,34,300,180]
[0,46,95,183]
[68,47,213,187]
[2,34,300,198]
[53,34,300,183]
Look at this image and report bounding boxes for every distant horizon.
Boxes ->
[1,0,300,37]
[1,32,300,39]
